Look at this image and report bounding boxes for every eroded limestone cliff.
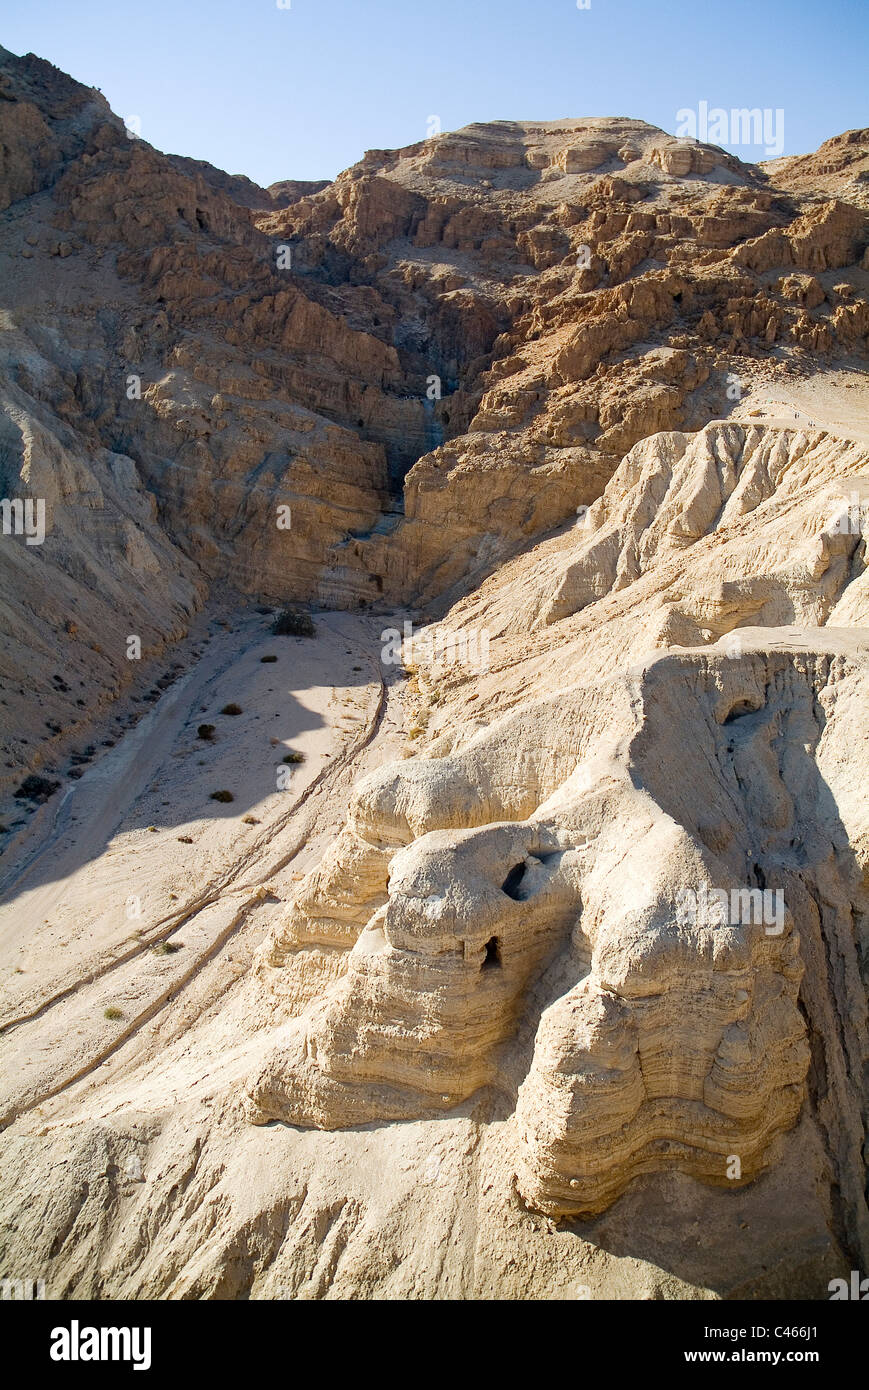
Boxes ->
[0,47,867,1300]
[2,44,868,806]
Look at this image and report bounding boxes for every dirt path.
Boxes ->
[0,607,406,1128]
[731,366,869,443]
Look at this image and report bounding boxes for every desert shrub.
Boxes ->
[272,609,315,637]
[282,751,305,764]
[260,655,278,663]
[210,789,234,803]
[104,1007,123,1021]
[241,814,260,825]
[220,703,242,716]
[152,941,182,955]
[14,774,60,803]
[197,723,216,740]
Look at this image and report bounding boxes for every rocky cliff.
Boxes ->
[0,46,867,1301]
[2,46,868,809]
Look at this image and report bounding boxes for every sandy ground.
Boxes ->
[729,363,869,442]
[0,605,407,1130]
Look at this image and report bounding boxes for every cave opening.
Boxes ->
[482,936,502,970]
[723,697,762,723]
[501,861,528,899]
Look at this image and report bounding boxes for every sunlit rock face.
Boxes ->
[3,42,868,791]
[1,43,868,1297]
[246,421,868,1250]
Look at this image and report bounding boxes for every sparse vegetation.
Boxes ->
[260,655,278,663]
[282,751,305,764]
[177,835,193,843]
[210,789,234,803]
[241,814,260,825]
[220,703,243,716]
[104,1007,123,1021]
[152,941,182,955]
[197,723,216,740]
[272,609,315,637]
[14,774,60,803]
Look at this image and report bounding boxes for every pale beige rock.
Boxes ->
[245,422,869,1260]
[0,45,867,1302]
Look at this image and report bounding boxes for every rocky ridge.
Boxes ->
[0,47,867,1299]
[2,46,868,806]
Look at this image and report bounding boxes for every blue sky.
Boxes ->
[3,0,867,186]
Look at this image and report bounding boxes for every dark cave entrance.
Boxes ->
[481,935,502,970]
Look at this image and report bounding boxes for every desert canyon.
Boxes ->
[0,44,868,1300]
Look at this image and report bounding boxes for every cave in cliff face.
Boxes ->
[0,39,868,1310]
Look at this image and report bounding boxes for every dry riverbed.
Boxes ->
[0,605,405,1129]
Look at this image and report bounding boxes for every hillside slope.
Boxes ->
[0,49,867,1301]
[1,46,868,815]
